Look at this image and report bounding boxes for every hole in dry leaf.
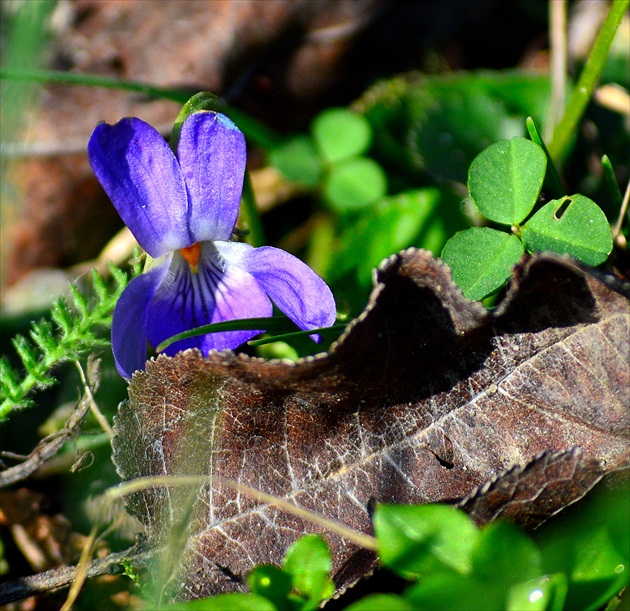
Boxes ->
[554,197,572,220]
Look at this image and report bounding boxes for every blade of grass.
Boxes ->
[0,67,281,148]
[155,317,296,352]
[526,116,566,198]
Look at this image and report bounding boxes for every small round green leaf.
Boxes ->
[441,227,525,301]
[374,503,479,579]
[247,564,292,605]
[268,135,323,188]
[520,194,613,266]
[283,534,332,576]
[312,107,372,163]
[323,157,387,212]
[468,137,547,225]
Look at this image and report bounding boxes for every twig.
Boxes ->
[0,544,154,605]
[0,394,91,488]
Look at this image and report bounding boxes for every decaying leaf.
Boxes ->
[112,249,630,601]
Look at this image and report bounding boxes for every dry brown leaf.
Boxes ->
[113,249,630,600]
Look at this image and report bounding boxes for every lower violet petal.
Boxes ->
[111,260,171,379]
[146,242,273,356]
[216,242,337,339]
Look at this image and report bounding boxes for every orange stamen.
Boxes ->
[180,242,202,271]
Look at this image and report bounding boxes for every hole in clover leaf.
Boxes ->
[553,197,572,220]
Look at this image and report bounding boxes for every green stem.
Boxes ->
[547,0,628,162]
[240,170,266,247]
[526,117,566,198]
[0,67,281,149]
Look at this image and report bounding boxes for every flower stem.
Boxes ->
[241,170,266,247]
[547,0,629,163]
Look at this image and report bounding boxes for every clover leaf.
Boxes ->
[520,194,613,266]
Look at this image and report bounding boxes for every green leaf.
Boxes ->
[374,504,479,579]
[333,189,442,284]
[441,228,525,301]
[405,571,502,611]
[311,107,372,163]
[166,592,277,610]
[468,137,547,225]
[521,195,613,265]
[268,135,324,188]
[357,72,552,183]
[520,194,613,266]
[471,521,542,584]
[283,534,334,611]
[506,574,568,611]
[323,157,387,212]
[534,483,630,611]
[248,564,292,609]
[346,594,414,611]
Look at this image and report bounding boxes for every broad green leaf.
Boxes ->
[268,135,323,188]
[168,593,277,610]
[472,521,542,584]
[405,572,503,610]
[441,228,525,301]
[283,534,335,610]
[346,594,413,611]
[312,107,372,163]
[357,72,552,183]
[332,189,442,284]
[520,194,613,266]
[535,483,630,611]
[323,157,387,212]
[506,574,568,611]
[374,504,479,579]
[468,137,546,225]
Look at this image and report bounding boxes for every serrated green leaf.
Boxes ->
[374,504,479,579]
[268,135,323,188]
[468,137,546,225]
[323,157,387,212]
[441,227,525,301]
[312,107,372,163]
[520,194,613,266]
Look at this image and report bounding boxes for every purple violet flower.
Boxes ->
[88,111,336,378]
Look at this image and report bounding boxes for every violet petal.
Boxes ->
[146,242,272,356]
[177,112,247,242]
[88,118,190,257]
[216,242,337,338]
[111,259,171,378]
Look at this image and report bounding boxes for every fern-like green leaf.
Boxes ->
[0,263,136,420]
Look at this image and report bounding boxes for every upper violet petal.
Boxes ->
[111,259,171,378]
[216,242,337,338]
[88,118,190,257]
[146,242,272,356]
[177,112,246,242]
